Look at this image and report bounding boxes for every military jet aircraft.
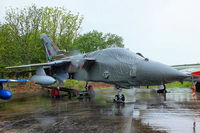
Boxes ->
[6,34,188,102]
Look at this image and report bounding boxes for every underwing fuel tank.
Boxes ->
[30,67,56,85]
[0,89,12,100]
[30,75,56,85]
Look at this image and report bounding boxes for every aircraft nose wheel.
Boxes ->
[113,94,125,103]
[157,84,167,93]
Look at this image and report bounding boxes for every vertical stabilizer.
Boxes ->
[40,34,63,61]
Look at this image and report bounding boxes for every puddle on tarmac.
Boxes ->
[133,88,200,133]
[0,88,199,133]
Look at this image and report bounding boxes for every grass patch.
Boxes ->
[94,87,114,90]
[53,80,114,90]
[166,81,192,88]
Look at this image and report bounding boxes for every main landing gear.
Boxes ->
[113,86,125,103]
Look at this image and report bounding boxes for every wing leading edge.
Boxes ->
[5,58,96,73]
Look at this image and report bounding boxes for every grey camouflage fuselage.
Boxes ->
[71,48,187,88]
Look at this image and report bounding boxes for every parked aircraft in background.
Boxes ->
[172,64,200,91]
[5,34,190,102]
[0,79,27,100]
[172,64,200,76]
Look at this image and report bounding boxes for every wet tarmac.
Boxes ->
[0,88,200,133]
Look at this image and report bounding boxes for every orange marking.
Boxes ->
[191,86,196,92]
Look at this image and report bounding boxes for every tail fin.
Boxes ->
[40,34,66,61]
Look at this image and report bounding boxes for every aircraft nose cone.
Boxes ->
[156,62,188,82]
[137,60,188,84]
[165,67,188,81]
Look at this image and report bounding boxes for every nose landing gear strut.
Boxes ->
[113,86,125,103]
[157,84,167,93]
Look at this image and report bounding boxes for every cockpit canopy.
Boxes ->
[136,52,149,61]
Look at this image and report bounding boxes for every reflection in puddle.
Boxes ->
[136,88,200,133]
[0,88,200,133]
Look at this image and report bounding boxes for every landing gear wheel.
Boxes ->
[157,84,167,93]
[115,95,120,101]
[113,94,125,103]
[113,95,119,102]
[121,94,125,102]
[113,86,125,103]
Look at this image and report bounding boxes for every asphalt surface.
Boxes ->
[0,88,200,133]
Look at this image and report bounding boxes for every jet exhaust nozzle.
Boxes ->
[0,89,12,100]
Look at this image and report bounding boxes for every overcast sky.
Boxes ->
[1,0,200,65]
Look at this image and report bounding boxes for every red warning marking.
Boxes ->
[192,71,200,76]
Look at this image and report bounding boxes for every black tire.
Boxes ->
[121,94,125,102]
[115,95,120,101]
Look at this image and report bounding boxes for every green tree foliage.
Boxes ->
[73,30,124,53]
[0,5,124,68]
[0,24,21,66]
[0,5,83,67]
